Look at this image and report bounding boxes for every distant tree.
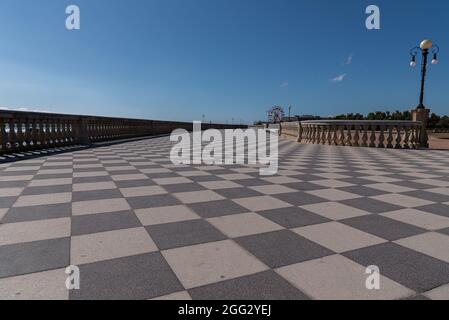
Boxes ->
[330,109,445,126]
[429,113,441,128]
[402,110,412,120]
[437,116,449,129]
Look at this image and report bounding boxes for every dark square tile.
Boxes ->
[235,230,333,268]
[126,194,181,209]
[283,182,328,192]
[186,175,224,183]
[71,211,142,236]
[233,179,272,187]
[188,200,249,218]
[273,192,324,206]
[74,167,107,173]
[162,183,206,193]
[394,180,441,190]
[0,197,18,208]
[341,215,426,241]
[108,170,141,176]
[72,189,122,202]
[0,238,70,279]
[343,242,449,292]
[402,190,449,203]
[34,173,73,180]
[0,181,29,188]
[341,198,403,214]
[113,179,155,188]
[73,176,112,184]
[189,270,309,300]
[259,207,330,229]
[339,186,387,197]
[146,172,179,179]
[215,187,263,199]
[415,204,449,218]
[2,203,72,223]
[70,252,183,300]
[146,219,226,250]
[21,184,72,196]
[437,227,449,236]
[0,170,37,177]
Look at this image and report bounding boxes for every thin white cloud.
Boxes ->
[331,74,347,83]
[345,53,354,65]
[0,106,51,113]
[280,81,289,88]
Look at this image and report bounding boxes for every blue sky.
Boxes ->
[0,0,448,123]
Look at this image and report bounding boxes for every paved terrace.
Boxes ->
[1,135,449,300]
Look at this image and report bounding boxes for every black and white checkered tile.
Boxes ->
[1,134,449,300]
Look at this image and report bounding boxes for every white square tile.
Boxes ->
[277,255,413,300]
[249,185,297,195]
[71,227,158,265]
[218,174,254,181]
[13,193,72,208]
[0,218,71,246]
[120,186,167,198]
[395,232,449,263]
[135,205,200,226]
[72,198,131,216]
[424,283,449,300]
[73,182,116,192]
[300,202,369,220]
[207,213,283,238]
[306,189,361,201]
[372,194,433,208]
[174,190,224,204]
[153,177,193,185]
[293,222,386,253]
[111,174,148,181]
[382,209,449,230]
[366,183,415,193]
[0,269,68,300]
[0,188,23,197]
[198,180,242,190]
[162,240,268,289]
[233,196,292,212]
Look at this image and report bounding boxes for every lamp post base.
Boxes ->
[411,107,430,148]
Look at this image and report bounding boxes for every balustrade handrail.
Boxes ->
[300,120,422,126]
[0,109,246,155]
[276,119,427,149]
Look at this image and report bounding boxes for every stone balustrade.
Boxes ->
[277,120,427,149]
[0,110,245,154]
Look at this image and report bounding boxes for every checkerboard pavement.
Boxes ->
[2,134,449,300]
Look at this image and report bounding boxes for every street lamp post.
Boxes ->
[410,39,440,109]
[409,39,440,148]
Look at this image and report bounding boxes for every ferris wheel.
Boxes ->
[267,106,285,123]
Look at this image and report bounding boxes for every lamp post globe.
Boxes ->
[420,39,433,50]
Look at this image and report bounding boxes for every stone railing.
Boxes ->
[278,120,427,149]
[0,110,245,154]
